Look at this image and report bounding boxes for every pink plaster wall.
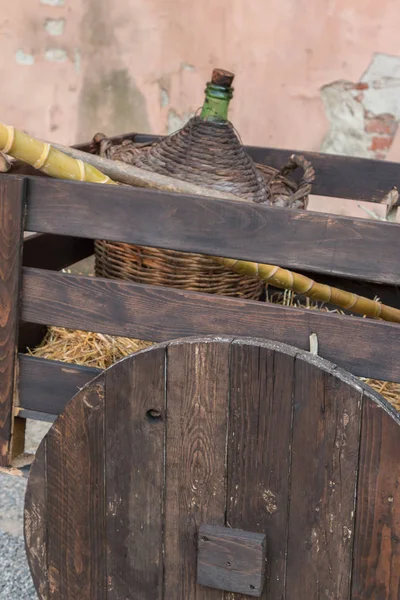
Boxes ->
[2,0,400,155]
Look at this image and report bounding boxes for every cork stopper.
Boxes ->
[211,68,235,88]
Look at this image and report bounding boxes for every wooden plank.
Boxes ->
[164,339,230,599]
[21,268,400,382]
[18,354,101,416]
[105,347,165,599]
[197,524,267,597]
[352,397,400,598]
[226,342,295,598]
[24,438,48,599]
[285,359,362,598]
[0,177,26,466]
[23,233,93,270]
[79,132,400,203]
[247,145,400,203]
[46,376,106,598]
[24,175,400,285]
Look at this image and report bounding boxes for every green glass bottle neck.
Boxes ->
[200,82,233,122]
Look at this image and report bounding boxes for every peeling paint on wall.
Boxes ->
[181,62,195,72]
[44,18,65,36]
[44,48,68,62]
[15,49,34,65]
[160,88,169,107]
[321,53,400,159]
[40,0,65,5]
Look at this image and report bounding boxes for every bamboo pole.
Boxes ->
[47,140,246,202]
[0,123,115,184]
[1,121,399,324]
[217,258,400,323]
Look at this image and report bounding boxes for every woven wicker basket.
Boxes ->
[92,109,314,300]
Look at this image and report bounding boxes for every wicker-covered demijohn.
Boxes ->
[92,68,315,299]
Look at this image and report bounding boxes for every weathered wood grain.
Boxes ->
[285,360,362,598]
[0,177,26,466]
[105,347,165,599]
[25,176,400,285]
[46,377,106,599]
[165,340,230,599]
[352,397,400,599]
[18,354,101,416]
[21,268,400,382]
[23,338,400,598]
[197,524,267,596]
[226,343,294,598]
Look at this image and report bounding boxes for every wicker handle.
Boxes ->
[278,153,315,205]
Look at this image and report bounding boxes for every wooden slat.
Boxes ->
[21,268,400,383]
[165,340,230,599]
[227,343,294,598]
[18,354,100,416]
[80,132,400,203]
[105,347,165,599]
[0,177,26,466]
[285,360,362,598]
[46,376,106,598]
[247,146,400,203]
[23,233,93,270]
[352,397,400,597]
[24,176,400,285]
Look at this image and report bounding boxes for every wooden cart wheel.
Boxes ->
[24,336,400,599]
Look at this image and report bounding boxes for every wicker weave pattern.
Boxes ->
[101,118,269,203]
[94,240,264,298]
[93,118,314,300]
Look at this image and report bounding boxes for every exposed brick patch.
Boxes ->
[364,114,397,136]
[369,135,393,152]
[321,53,400,160]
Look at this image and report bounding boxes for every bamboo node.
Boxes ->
[3,125,15,154]
[343,294,358,310]
[77,159,85,181]
[33,142,51,170]
[264,265,279,281]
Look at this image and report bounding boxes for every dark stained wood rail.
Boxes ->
[25,176,400,285]
[20,267,400,386]
[0,178,26,466]
[23,337,400,599]
[18,354,100,417]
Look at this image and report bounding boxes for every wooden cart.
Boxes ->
[1,136,400,597]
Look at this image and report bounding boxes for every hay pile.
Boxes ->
[27,288,400,412]
[28,326,153,370]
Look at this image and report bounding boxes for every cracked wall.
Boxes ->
[321,53,400,159]
[2,0,400,158]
